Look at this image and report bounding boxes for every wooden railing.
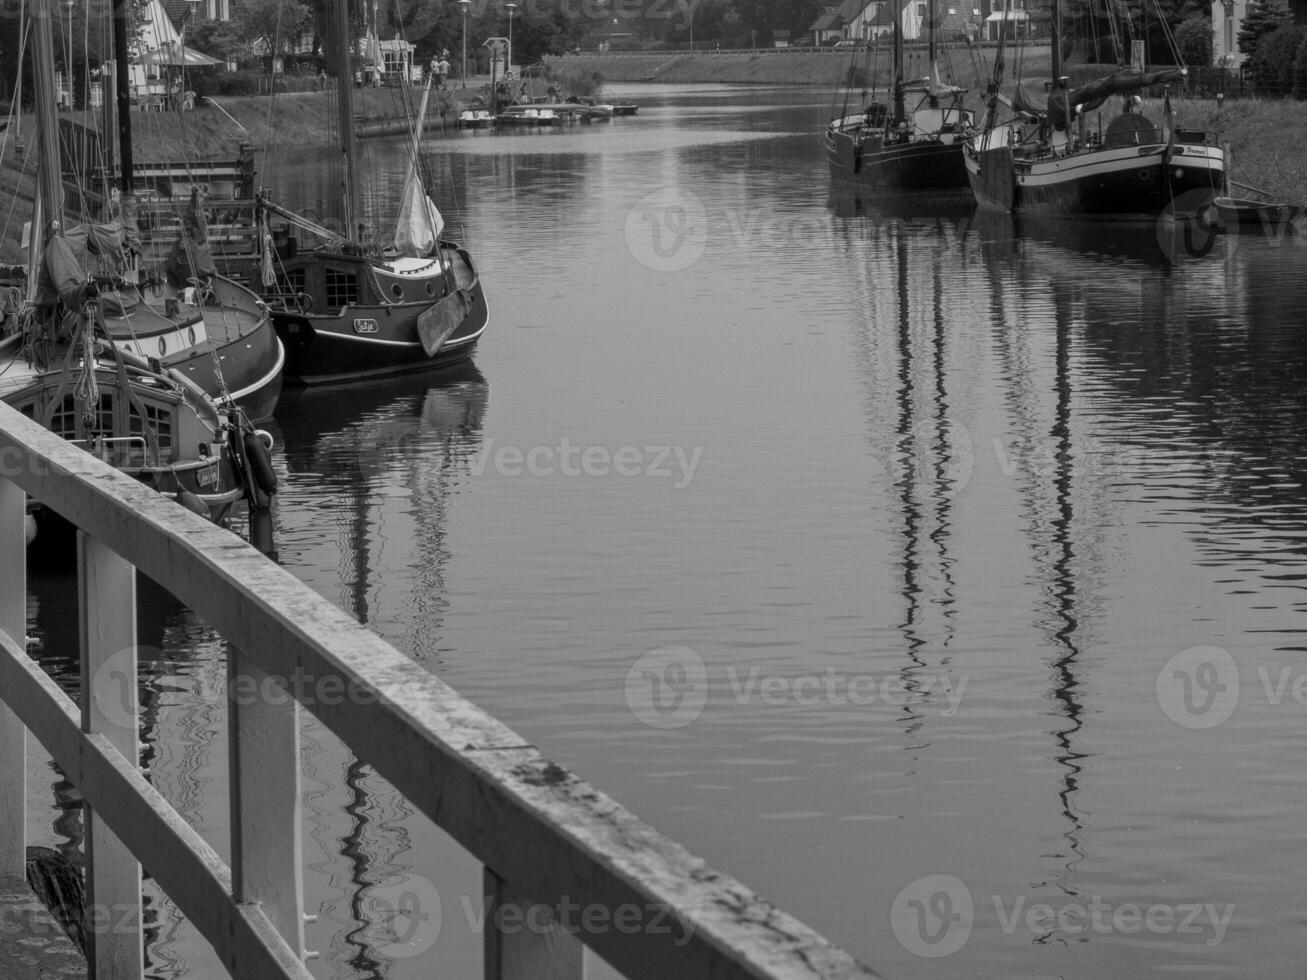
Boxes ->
[0,403,883,980]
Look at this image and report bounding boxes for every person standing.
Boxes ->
[436,55,451,90]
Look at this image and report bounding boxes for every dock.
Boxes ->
[0,875,85,978]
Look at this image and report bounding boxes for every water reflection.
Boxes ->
[827,181,1307,975]
[272,365,488,979]
[19,87,1307,980]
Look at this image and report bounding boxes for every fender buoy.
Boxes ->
[175,488,210,517]
[243,429,278,495]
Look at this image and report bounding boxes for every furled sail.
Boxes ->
[393,179,444,257]
[164,188,217,286]
[393,76,444,257]
[1047,68,1184,129]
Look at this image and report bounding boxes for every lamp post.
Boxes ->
[504,2,517,78]
[62,0,73,108]
[458,0,470,88]
[175,0,199,109]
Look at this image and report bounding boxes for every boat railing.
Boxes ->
[69,435,150,469]
[0,404,881,980]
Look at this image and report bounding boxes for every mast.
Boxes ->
[892,18,905,125]
[334,0,361,242]
[31,0,64,233]
[926,0,940,106]
[927,0,936,69]
[113,0,133,196]
[1051,0,1063,82]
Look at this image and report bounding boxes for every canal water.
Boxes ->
[24,84,1307,978]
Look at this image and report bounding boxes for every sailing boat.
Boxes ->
[4,0,275,552]
[37,0,286,422]
[255,0,488,386]
[963,0,1227,216]
[825,0,974,189]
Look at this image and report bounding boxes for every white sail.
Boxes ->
[393,76,444,257]
[394,179,444,257]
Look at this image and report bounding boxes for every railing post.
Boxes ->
[0,478,25,879]
[228,650,305,958]
[78,532,143,978]
[483,868,586,980]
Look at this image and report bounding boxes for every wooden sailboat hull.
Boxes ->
[106,275,285,421]
[965,137,1226,217]
[269,245,488,385]
[825,124,971,190]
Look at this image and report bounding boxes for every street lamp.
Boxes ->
[62,0,74,108]
[504,2,517,78]
[458,0,470,88]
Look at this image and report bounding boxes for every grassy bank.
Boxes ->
[552,48,1039,87]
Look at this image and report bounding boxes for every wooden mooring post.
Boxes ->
[0,403,883,980]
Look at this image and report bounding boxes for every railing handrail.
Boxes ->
[0,403,882,980]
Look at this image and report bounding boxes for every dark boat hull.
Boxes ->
[271,253,489,386]
[826,124,970,190]
[965,138,1227,218]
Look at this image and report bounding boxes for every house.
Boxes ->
[808,1,858,45]
[984,0,1029,40]
[163,0,232,28]
[937,3,984,41]
[773,30,792,47]
[858,0,926,41]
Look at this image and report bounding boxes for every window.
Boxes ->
[918,3,926,14]
[48,396,75,439]
[948,7,956,13]
[276,268,306,297]
[325,268,359,308]
[93,394,114,436]
[129,400,173,460]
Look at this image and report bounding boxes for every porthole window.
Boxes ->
[391,283,405,299]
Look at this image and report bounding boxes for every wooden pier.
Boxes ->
[0,402,882,979]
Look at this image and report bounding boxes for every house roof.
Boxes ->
[811,0,875,31]
[936,6,978,33]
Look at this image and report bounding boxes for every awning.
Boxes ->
[139,42,223,67]
[985,9,1029,20]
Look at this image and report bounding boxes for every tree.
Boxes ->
[1250,22,1307,94]
[1237,0,1291,57]
[1294,30,1307,97]
[233,0,313,56]
[188,17,250,63]
[1174,13,1213,66]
